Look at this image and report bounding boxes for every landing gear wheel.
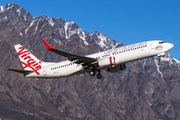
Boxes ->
[89,71,95,76]
[96,70,102,79]
[157,57,161,62]
[96,74,102,79]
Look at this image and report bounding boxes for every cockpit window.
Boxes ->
[159,41,165,44]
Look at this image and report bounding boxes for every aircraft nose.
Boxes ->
[168,43,174,49]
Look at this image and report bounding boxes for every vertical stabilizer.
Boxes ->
[14,44,42,74]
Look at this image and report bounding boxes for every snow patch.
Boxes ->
[174,58,180,64]
[57,28,64,36]
[59,40,61,44]
[146,99,152,106]
[25,19,37,34]
[37,16,55,27]
[0,16,8,22]
[34,20,39,35]
[0,6,4,12]
[23,14,27,21]
[17,8,21,15]
[154,60,163,78]
[96,33,109,49]
[64,21,89,46]
[64,21,75,39]
[161,53,180,69]
[64,22,69,39]
[0,4,14,12]
[48,18,55,26]
[14,25,23,36]
[90,32,121,49]
[53,39,61,44]
[165,104,171,113]
[113,42,122,48]
[161,56,173,64]
[95,33,112,49]
[19,32,23,36]
[173,58,180,69]
[77,28,89,45]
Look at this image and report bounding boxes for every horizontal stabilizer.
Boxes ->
[8,69,34,75]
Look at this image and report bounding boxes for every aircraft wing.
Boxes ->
[42,39,97,66]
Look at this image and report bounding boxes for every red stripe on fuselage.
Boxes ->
[109,57,113,65]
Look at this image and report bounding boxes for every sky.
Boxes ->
[0,0,180,61]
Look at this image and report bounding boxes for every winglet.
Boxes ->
[42,39,54,50]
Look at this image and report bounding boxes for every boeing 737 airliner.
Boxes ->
[8,40,173,79]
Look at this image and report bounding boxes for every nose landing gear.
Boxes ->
[157,52,166,62]
[157,57,161,62]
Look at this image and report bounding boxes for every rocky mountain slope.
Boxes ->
[0,3,180,120]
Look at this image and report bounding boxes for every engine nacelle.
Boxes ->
[108,64,126,73]
[98,57,115,68]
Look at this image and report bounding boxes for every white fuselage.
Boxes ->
[25,40,173,78]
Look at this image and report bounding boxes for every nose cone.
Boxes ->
[165,43,174,51]
[168,43,174,49]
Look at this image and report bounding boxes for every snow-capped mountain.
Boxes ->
[90,32,122,49]
[160,53,180,68]
[0,3,180,120]
[33,15,123,49]
[0,3,122,49]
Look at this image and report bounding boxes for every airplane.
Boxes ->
[8,39,174,79]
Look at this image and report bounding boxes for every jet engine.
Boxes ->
[107,64,126,73]
[98,57,115,68]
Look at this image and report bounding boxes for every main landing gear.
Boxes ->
[89,70,102,79]
[89,71,95,76]
[96,71,102,79]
